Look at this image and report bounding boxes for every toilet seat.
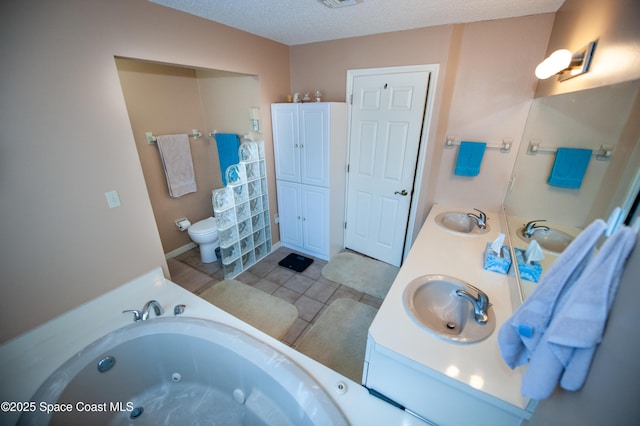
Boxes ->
[188,217,217,236]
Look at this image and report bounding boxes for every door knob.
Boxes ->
[394,189,408,196]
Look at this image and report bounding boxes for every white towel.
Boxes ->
[498,219,607,369]
[156,134,197,198]
[520,225,637,399]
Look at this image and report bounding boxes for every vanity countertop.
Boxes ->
[369,204,530,410]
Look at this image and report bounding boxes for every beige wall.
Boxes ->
[536,0,640,97]
[197,71,261,138]
[290,14,554,223]
[117,59,214,255]
[0,0,289,343]
[435,15,554,211]
[116,59,261,255]
[290,25,459,237]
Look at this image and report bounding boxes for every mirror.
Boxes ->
[504,79,640,299]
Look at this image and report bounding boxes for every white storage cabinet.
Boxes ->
[271,102,347,260]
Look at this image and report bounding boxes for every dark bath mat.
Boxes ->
[278,253,313,272]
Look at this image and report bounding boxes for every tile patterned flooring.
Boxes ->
[167,246,383,347]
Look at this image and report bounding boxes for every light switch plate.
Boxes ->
[105,190,121,208]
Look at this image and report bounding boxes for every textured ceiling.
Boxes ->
[150,0,565,46]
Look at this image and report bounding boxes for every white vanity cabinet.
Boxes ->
[271,102,347,260]
[363,204,536,425]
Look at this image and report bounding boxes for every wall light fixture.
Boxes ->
[535,41,597,81]
[249,107,260,131]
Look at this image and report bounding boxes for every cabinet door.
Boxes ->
[299,103,329,187]
[301,184,329,256]
[276,180,303,247]
[271,104,300,182]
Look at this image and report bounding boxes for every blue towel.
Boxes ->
[548,148,592,188]
[215,133,240,185]
[454,141,486,176]
[498,219,607,369]
[521,226,637,399]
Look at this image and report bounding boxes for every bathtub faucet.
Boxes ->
[142,300,164,320]
[122,300,164,322]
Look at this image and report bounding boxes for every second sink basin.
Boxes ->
[403,275,495,344]
[434,211,489,235]
[517,227,574,254]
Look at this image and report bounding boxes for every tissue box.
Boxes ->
[514,248,542,282]
[483,243,512,274]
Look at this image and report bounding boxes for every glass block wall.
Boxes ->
[212,141,271,279]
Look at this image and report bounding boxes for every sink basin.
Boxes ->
[517,227,574,254]
[403,275,495,344]
[434,211,489,235]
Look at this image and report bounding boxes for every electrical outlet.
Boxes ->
[105,190,121,208]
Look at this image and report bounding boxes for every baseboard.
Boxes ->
[165,242,196,260]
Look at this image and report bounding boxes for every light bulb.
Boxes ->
[535,49,573,79]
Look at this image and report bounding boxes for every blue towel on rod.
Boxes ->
[520,226,637,399]
[548,148,592,188]
[454,141,486,176]
[498,219,607,369]
[215,133,240,186]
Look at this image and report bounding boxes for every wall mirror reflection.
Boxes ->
[504,79,640,299]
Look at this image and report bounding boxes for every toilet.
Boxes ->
[187,217,219,263]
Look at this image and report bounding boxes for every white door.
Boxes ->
[345,70,430,266]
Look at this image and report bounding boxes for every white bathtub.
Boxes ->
[18,317,347,425]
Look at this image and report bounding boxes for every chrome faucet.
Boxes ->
[123,300,164,322]
[456,285,490,325]
[467,208,487,230]
[522,220,550,238]
[141,300,164,320]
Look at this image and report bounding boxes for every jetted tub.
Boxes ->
[19,317,347,425]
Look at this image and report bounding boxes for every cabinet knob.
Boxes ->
[394,189,409,196]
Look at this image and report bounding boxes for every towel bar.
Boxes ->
[445,137,512,153]
[145,129,202,144]
[527,140,613,160]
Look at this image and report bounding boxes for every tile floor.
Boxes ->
[167,246,383,347]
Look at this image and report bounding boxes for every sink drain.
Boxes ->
[446,322,457,330]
